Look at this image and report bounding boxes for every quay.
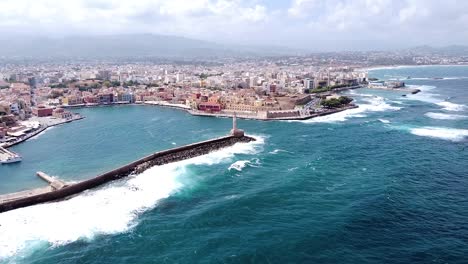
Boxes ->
[141,99,358,121]
[1,114,84,149]
[36,171,68,190]
[0,117,254,213]
[0,172,68,204]
[188,104,359,121]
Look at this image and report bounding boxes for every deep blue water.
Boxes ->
[1,66,467,263]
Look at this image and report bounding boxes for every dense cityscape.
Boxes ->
[2,49,468,149]
[1,0,468,262]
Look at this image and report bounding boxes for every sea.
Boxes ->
[0,65,467,264]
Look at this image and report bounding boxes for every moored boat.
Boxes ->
[1,155,22,164]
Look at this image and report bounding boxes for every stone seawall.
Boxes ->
[0,135,255,213]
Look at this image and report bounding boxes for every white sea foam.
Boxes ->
[425,112,468,120]
[269,149,282,154]
[409,76,468,80]
[437,76,468,80]
[409,77,431,80]
[378,119,391,124]
[0,135,264,260]
[300,96,401,123]
[403,85,468,111]
[268,149,292,155]
[436,102,467,112]
[410,127,468,142]
[228,160,250,171]
[367,65,468,71]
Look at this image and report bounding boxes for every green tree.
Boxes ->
[321,96,353,108]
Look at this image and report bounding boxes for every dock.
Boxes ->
[0,118,254,213]
[36,171,68,190]
[0,172,68,204]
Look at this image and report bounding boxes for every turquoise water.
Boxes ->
[1,66,467,263]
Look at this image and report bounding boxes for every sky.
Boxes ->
[0,0,467,51]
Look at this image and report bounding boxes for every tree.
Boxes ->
[338,96,353,105]
[321,96,353,108]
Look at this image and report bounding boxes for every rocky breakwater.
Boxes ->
[133,136,253,174]
[0,134,255,213]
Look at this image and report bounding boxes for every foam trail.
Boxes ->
[436,102,467,112]
[409,77,431,80]
[425,112,468,120]
[410,127,468,142]
[404,85,468,111]
[410,77,468,80]
[378,119,391,124]
[268,149,293,155]
[0,135,264,261]
[228,160,250,171]
[299,96,401,123]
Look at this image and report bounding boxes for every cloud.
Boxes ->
[0,0,466,50]
[0,0,269,37]
[283,0,468,49]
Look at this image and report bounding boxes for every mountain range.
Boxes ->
[0,34,298,59]
[0,34,467,59]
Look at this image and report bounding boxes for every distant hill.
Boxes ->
[407,45,468,56]
[0,34,298,59]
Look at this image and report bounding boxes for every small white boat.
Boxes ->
[0,147,22,164]
[1,155,22,164]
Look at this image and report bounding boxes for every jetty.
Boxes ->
[0,116,254,213]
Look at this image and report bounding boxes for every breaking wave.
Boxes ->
[300,96,401,123]
[378,119,391,124]
[228,160,250,171]
[0,135,265,261]
[408,76,468,80]
[268,149,292,155]
[410,127,468,142]
[425,112,468,120]
[436,102,467,112]
[404,85,467,111]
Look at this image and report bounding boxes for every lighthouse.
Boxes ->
[230,112,244,137]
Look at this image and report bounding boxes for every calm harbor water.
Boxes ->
[1,65,467,263]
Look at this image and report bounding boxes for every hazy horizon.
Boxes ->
[0,0,467,52]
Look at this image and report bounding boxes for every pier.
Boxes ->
[0,119,255,213]
[36,171,68,190]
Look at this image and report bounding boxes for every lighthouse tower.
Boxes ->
[230,112,244,137]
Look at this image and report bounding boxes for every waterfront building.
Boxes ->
[53,108,73,119]
[32,106,53,117]
[304,78,315,90]
[98,93,114,104]
[198,102,222,112]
